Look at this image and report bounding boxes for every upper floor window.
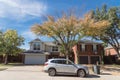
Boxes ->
[80,45,82,52]
[52,46,58,52]
[85,45,89,51]
[85,45,93,52]
[33,42,40,50]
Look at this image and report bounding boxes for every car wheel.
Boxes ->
[48,68,56,76]
[77,69,86,77]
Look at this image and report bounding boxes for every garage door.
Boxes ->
[24,54,46,64]
[79,56,88,64]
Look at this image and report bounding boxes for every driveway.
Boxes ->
[0,65,120,80]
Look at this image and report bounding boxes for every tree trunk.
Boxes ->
[72,45,79,64]
[4,54,8,64]
[116,50,120,61]
[115,49,120,58]
[66,54,69,60]
[66,50,69,64]
[75,50,79,64]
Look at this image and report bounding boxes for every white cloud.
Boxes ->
[21,30,39,50]
[21,30,37,40]
[0,0,47,19]
[20,44,29,50]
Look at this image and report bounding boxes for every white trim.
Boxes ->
[24,53,45,55]
[93,44,97,52]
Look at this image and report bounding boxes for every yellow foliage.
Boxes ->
[31,13,81,37]
[80,12,110,36]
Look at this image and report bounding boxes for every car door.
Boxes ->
[62,60,77,73]
[55,60,65,72]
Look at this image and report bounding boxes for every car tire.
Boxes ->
[77,69,86,77]
[48,68,56,76]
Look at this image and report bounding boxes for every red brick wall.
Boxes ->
[77,44,103,55]
[73,43,103,64]
[105,48,117,56]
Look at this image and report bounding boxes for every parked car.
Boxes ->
[44,58,89,77]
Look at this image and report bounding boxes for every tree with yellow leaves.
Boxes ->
[31,11,82,64]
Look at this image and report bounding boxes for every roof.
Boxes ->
[79,40,102,44]
[23,50,44,53]
[105,45,113,49]
[48,58,67,61]
[29,38,41,43]
[105,43,120,49]
[23,50,59,55]
[44,42,57,46]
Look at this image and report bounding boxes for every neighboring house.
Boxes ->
[104,46,120,64]
[23,38,60,64]
[105,46,119,56]
[72,40,104,64]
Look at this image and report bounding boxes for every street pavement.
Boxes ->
[0,65,120,80]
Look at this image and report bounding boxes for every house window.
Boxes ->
[33,42,40,50]
[96,45,99,51]
[85,45,89,51]
[85,45,93,52]
[80,45,82,52]
[52,46,58,52]
[91,45,93,52]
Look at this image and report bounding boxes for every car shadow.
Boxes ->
[86,74,100,78]
[54,74,100,78]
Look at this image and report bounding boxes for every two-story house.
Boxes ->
[73,40,104,64]
[23,38,59,64]
[23,39,104,65]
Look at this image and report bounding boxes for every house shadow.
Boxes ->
[5,69,41,72]
[100,72,111,75]
[0,68,8,71]
[2,63,24,66]
[103,68,120,73]
[4,63,43,66]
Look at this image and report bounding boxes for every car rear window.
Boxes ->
[51,60,56,63]
[51,60,66,64]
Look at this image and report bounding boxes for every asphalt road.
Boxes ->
[0,65,120,80]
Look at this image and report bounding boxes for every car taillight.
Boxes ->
[44,63,48,66]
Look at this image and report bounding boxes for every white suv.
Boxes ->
[44,58,89,77]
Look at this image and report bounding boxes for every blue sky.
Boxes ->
[0,0,120,50]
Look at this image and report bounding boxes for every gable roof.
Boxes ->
[29,38,41,43]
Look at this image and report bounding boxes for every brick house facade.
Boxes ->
[105,46,118,56]
[73,40,104,64]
